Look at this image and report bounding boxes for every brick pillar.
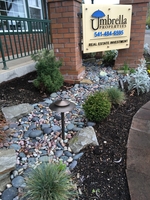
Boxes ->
[115,0,149,69]
[47,0,85,83]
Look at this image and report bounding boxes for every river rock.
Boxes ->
[60,155,68,161]
[68,126,99,153]
[1,186,18,200]
[43,127,52,134]
[55,150,63,158]
[29,130,43,138]
[87,122,96,127]
[41,124,50,130]
[51,125,61,132]
[39,156,53,162]
[54,114,61,121]
[73,152,84,160]
[64,151,73,157]
[66,123,74,131]
[80,79,93,84]
[9,144,21,151]
[99,71,107,77]
[12,176,25,188]
[0,149,16,191]
[69,160,77,171]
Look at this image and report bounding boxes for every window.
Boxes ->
[28,0,42,19]
[0,0,43,19]
[0,0,44,31]
[0,0,26,18]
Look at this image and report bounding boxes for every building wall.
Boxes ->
[115,0,150,69]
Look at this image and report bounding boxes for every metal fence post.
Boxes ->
[0,38,8,69]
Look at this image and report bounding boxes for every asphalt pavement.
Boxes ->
[145,29,150,46]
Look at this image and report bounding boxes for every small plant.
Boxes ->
[24,162,76,200]
[92,188,100,197]
[120,62,136,75]
[92,188,100,194]
[102,50,118,67]
[31,49,64,93]
[129,68,136,74]
[106,87,126,105]
[82,91,111,122]
[120,62,130,74]
[126,58,150,95]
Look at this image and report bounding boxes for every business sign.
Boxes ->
[82,4,132,53]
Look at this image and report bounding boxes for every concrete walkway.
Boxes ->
[126,101,150,200]
[0,56,36,84]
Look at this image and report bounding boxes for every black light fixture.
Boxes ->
[91,0,94,4]
[49,100,75,140]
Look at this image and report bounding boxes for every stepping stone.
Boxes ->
[131,118,150,134]
[141,101,150,110]
[127,129,150,149]
[134,107,150,120]
[127,147,150,176]
[126,101,150,200]
[126,169,150,200]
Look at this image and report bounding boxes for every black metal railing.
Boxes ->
[0,15,52,69]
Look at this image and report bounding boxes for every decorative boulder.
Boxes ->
[2,103,34,122]
[0,149,16,191]
[68,126,99,153]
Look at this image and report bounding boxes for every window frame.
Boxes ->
[28,0,43,19]
[0,0,44,19]
[0,0,46,33]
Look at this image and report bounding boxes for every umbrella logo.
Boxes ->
[91,10,106,30]
[92,10,105,18]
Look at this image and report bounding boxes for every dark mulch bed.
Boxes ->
[0,71,150,200]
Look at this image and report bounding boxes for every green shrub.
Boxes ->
[24,162,76,200]
[82,91,111,122]
[126,58,150,95]
[106,87,126,105]
[102,50,118,67]
[31,49,64,93]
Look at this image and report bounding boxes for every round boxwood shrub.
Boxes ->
[82,91,111,122]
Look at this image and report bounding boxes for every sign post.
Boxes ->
[82,4,132,53]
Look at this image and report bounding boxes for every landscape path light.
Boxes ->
[49,99,75,140]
